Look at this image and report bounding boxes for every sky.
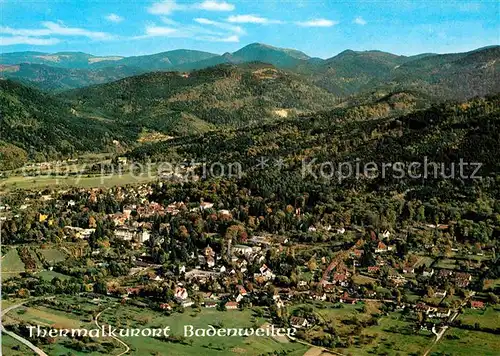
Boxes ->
[1,0,499,58]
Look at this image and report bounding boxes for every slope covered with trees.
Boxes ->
[128,94,500,203]
[59,63,340,129]
[0,80,138,169]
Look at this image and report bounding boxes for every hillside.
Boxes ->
[307,46,500,100]
[0,63,144,91]
[59,63,340,131]
[0,49,217,70]
[94,49,219,71]
[0,80,138,169]
[384,46,500,100]
[127,94,500,202]
[2,45,499,100]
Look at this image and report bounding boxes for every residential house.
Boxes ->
[375,241,389,253]
[422,268,434,277]
[470,300,485,309]
[225,301,239,310]
[200,202,214,210]
[455,272,472,287]
[232,244,253,257]
[290,317,310,329]
[433,290,447,298]
[174,287,188,300]
[159,303,172,311]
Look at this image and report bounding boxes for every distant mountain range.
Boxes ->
[2,43,498,100]
[0,43,499,170]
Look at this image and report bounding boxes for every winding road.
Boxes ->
[1,299,49,356]
[94,307,130,356]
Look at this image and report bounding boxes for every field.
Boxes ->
[432,328,500,355]
[0,171,156,191]
[38,270,72,281]
[341,311,433,355]
[2,296,307,356]
[37,247,68,263]
[1,334,34,356]
[458,306,500,329]
[98,304,308,356]
[434,258,459,270]
[1,248,26,278]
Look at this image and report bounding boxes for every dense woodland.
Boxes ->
[0,44,498,170]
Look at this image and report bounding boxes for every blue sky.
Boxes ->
[1,0,498,58]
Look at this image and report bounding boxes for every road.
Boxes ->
[95,307,130,356]
[1,299,49,356]
[422,293,475,356]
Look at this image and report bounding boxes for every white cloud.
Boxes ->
[194,18,244,34]
[199,34,239,42]
[353,16,367,25]
[140,23,239,43]
[196,1,234,11]
[0,36,60,46]
[42,21,113,39]
[106,13,124,23]
[148,0,183,15]
[227,14,282,24]
[145,25,179,37]
[0,26,52,37]
[161,17,179,25]
[295,19,338,27]
[0,22,113,40]
[148,0,235,15]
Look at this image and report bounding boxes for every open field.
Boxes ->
[2,296,307,356]
[37,247,68,263]
[340,311,433,355]
[37,270,72,281]
[431,328,500,355]
[99,304,308,356]
[1,248,25,278]
[458,306,500,329]
[1,334,35,356]
[434,258,459,270]
[413,255,435,268]
[0,171,157,191]
[5,305,85,329]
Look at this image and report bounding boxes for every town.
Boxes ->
[1,177,498,356]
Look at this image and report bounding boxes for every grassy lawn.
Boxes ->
[432,328,500,355]
[37,248,68,263]
[0,172,156,191]
[37,270,72,281]
[1,334,35,356]
[4,296,306,356]
[1,248,25,278]
[98,304,307,356]
[352,274,378,286]
[458,306,500,329]
[6,305,85,329]
[414,256,435,268]
[3,296,122,356]
[435,258,459,270]
[341,311,433,356]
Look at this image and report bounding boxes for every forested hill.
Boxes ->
[304,46,500,100]
[127,94,500,203]
[59,63,340,130]
[2,45,498,99]
[0,80,139,169]
[0,63,145,92]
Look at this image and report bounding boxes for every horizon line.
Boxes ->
[1,43,499,61]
